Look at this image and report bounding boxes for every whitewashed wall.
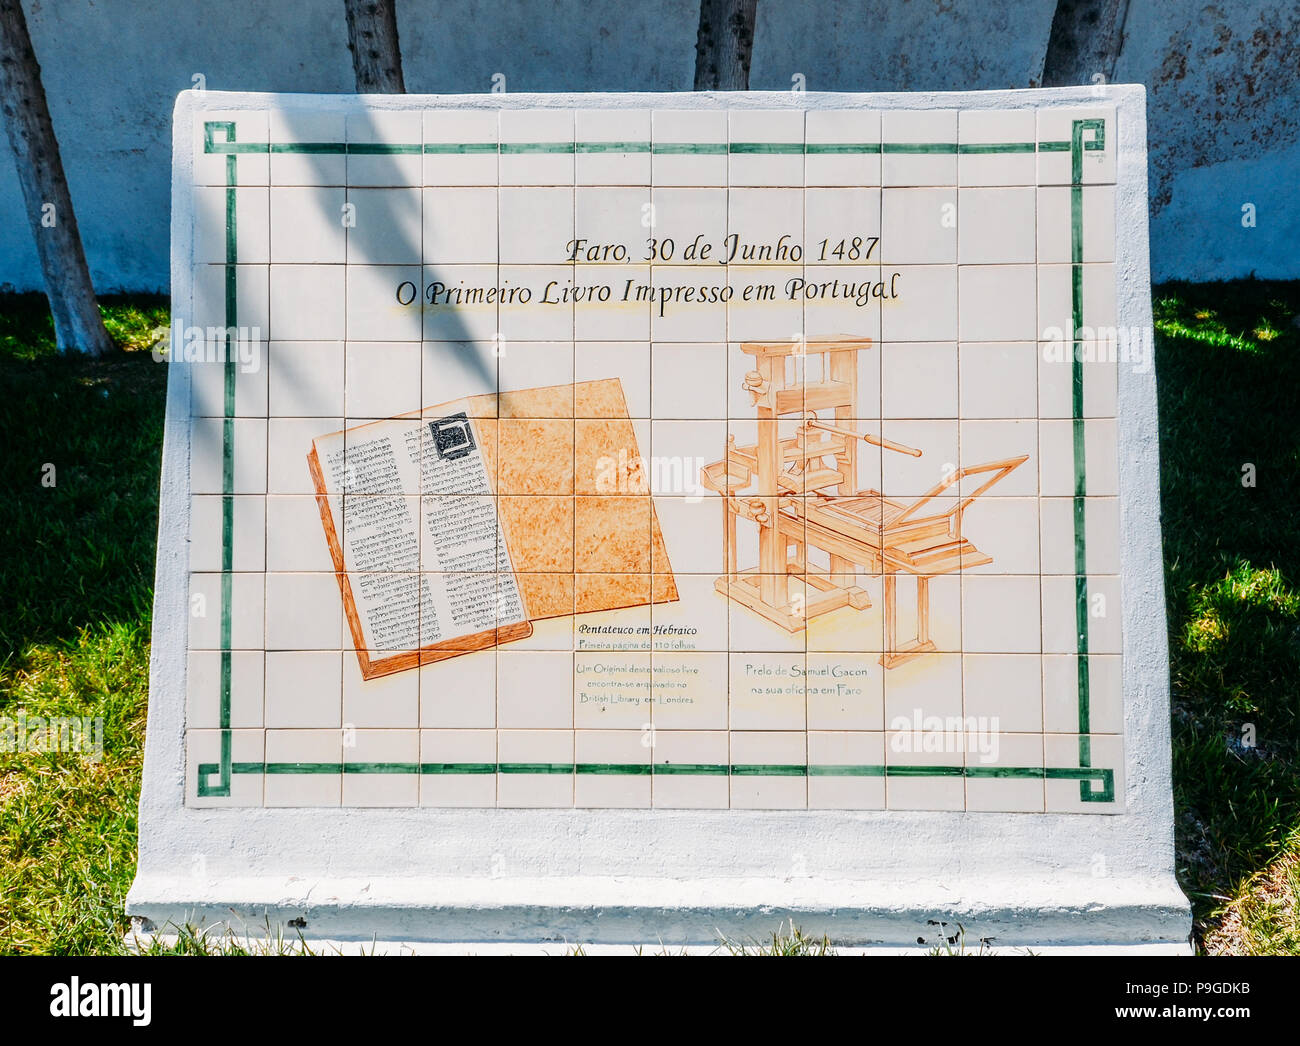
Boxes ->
[2,0,1296,291]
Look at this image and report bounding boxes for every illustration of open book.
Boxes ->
[309,379,677,679]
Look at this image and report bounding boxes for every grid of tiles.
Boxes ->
[185,104,1122,811]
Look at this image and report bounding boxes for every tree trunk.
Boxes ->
[344,0,406,93]
[0,0,113,356]
[1041,0,1132,86]
[694,0,758,91]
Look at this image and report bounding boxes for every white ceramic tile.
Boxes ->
[423,187,498,264]
[189,417,267,494]
[194,110,268,186]
[346,187,421,265]
[422,265,501,341]
[805,109,880,187]
[423,110,497,186]
[882,743,965,811]
[499,187,574,264]
[1038,419,1118,496]
[423,341,498,404]
[1036,185,1115,263]
[958,419,1038,497]
[881,341,957,419]
[576,109,651,185]
[419,728,497,806]
[269,186,346,264]
[419,649,496,728]
[264,728,342,806]
[962,653,1043,732]
[264,572,344,650]
[270,110,346,185]
[651,730,729,808]
[806,187,881,262]
[726,265,803,343]
[880,265,957,342]
[879,419,957,498]
[497,650,573,729]
[574,729,651,807]
[270,264,344,341]
[189,494,265,573]
[268,417,339,495]
[651,498,726,574]
[881,187,956,264]
[884,651,963,725]
[651,342,726,419]
[805,653,884,730]
[958,109,1037,186]
[650,653,728,730]
[728,188,803,258]
[799,265,883,344]
[648,265,727,342]
[730,731,806,809]
[265,495,335,572]
[498,340,573,403]
[1043,653,1122,734]
[965,732,1045,812]
[652,574,728,651]
[496,729,573,807]
[652,110,727,187]
[957,187,1036,264]
[882,109,957,187]
[195,186,269,264]
[958,342,1038,419]
[188,341,269,419]
[1038,338,1120,419]
[185,729,264,807]
[959,264,1037,341]
[650,187,726,263]
[346,110,422,187]
[1037,107,1116,186]
[347,264,423,341]
[729,653,806,730]
[497,265,575,340]
[186,650,264,729]
[961,575,1042,653]
[808,731,885,809]
[265,650,343,728]
[1039,496,1121,575]
[1042,574,1121,655]
[729,110,803,186]
[193,262,269,335]
[342,729,419,806]
[575,264,652,341]
[343,646,418,728]
[345,342,421,418]
[1038,263,1117,343]
[1045,733,1124,812]
[957,497,1040,574]
[499,109,573,186]
[267,341,344,417]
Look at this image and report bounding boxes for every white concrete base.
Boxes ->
[126,872,1192,953]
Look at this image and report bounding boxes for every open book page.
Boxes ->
[309,404,527,666]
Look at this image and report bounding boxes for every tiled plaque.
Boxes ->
[131,89,1187,949]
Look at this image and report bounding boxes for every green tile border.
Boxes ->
[195,116,1115,805]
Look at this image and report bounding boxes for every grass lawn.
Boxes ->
[0,282,1297,954]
